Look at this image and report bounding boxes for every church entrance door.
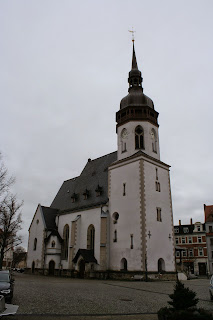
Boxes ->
[198,263,206,275]
[79,260,85,278]
[49,260,55,275]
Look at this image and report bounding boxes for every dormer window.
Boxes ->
[71,193,78,203]
[135,126,144,149]
[95,185,102,197]
[83,189,89,200]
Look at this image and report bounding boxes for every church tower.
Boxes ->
[116,43,160,162]
[108,43,176,276]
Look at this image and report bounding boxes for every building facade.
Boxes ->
[27,43,176,279]
[174,219,208,276]
[204,204,213,275]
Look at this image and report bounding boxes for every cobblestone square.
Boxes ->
[7,273,213,319]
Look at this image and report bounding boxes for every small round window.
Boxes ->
[112,212,119,224]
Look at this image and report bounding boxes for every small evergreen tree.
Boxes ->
[168,280,199,310]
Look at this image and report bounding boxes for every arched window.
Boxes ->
[112,212,119,224]
[151,129,157,153]
[121,128,127,153]
[33,238,37,251]
[87,224,95,253]
[62,224,69,260]
[120,258,128,271]
[158,258,165,273]
[51,240,55,248]
[135,126,144,149]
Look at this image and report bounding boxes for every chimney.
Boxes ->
[204,204,206,210]
[190,218,193,225]
[179,220,181,225]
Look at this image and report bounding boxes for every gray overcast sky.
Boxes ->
[0,0,213,249]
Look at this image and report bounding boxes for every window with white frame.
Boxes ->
[188,237,192,244]
[175,237,179,244]
[198,248,203,256]
[176,251,180,257]
[182,237,186,244]
[198,236,202,243]
[183,227,189,233]
[189,249,193,257]
[210,238,213,246]
[174,228,179,234]
[182,250,187,257]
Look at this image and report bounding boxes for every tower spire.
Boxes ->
[132,42,138,70]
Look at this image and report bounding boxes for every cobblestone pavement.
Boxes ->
[5,273,213,319]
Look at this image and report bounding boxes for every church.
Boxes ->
[27,43,176,279]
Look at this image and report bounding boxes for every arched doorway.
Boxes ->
[120,258,128,271]
[79,260,85,278]
[32,261,35,274]
[49,260,55,275]
[158,258,165,273]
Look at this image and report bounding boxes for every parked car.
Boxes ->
[210,275,213,300]
[0,270,14,303]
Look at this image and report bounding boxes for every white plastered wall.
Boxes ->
[144,161,175,272]
[45,235,61,269]
[27,205,45,269]
[117,121,160,161]
[57,207,101,270]
[109,160,142,271]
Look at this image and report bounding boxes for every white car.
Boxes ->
[210,275,213,300]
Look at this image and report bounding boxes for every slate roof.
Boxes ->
[174,223,205,235]
[44,229,63,243]
[41,206,59,230]
[50,151,117,213]
[73,249,97,264]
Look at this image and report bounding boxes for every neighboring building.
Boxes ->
[2,246,13,269]
[174,219,207,276]
[27,43,176,279]
[204,204,213,275]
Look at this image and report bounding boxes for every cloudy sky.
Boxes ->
[1,0,213,249]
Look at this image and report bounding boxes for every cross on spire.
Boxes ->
[128,27,136,42]
[148,231,152,239]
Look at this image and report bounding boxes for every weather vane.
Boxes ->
[128,27,136,42]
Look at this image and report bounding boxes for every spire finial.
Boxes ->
[128,27,136,42]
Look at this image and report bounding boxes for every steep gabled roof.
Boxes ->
[50,151,117,213]
[44,229,63,243]
[41,206,59,230]
[73,249,97,264]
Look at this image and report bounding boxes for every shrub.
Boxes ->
[168,280,198,310]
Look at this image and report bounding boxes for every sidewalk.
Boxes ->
[3,313,158,320]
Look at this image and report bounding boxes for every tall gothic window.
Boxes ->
[135,126,144,149]
[62,224,69,260]
[87,224,95,253]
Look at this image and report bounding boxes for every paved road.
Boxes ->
[3,273,213,320]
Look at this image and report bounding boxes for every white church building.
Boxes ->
[27,44,176,279]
